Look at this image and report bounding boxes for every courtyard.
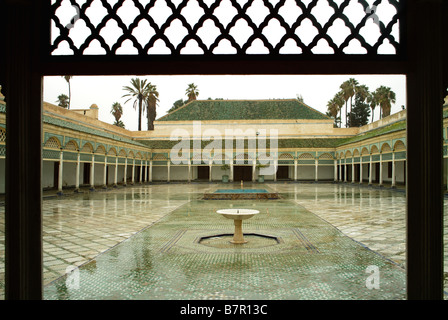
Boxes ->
[2,182,446,300]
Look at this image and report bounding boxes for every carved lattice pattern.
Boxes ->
[44,137,61,149]
[64,140,78,151]
[81,143,94,153]
[50,0,402,56]
[319,152,333,159]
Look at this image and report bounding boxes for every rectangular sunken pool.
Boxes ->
[203,188,280,200]
[214,189,268,193]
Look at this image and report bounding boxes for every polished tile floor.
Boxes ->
[0,182,447,299]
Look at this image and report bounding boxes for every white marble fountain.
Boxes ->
[216,209,260,244]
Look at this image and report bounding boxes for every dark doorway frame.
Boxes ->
[197,166,209,180]
[233,165,252,182]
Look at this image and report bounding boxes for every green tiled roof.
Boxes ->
[158,99,330,121]
[140,138,342,149]
[337,120,406,146]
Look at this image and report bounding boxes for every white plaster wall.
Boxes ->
[170,166,189,181]
[318,166,334,180]
[62,162,77,187]
[93,163,105,186]
[211,166,228,181]
[395,161,406,184]
[152,166,168,181]
[107,164,119,185]
[297,165,315,180]
[42,160,55,188]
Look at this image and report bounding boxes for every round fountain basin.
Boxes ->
[217,209,259,220]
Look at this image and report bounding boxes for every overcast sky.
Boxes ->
[43,74,406,131]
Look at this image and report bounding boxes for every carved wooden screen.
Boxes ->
[48,0,403,59]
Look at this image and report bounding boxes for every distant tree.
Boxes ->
[367,89,380,123]
[111,102,125,128]
[340,78,359,127]
[376,86,396,118]
[56,94,69,109]
[62,75,73,109]
[122,78,148,131]
[326,96,340,127]
[145,83,159,130]
[347,93,371,127]
[186,83,199,102]
[168,98,186,113]
[114,120,125,128]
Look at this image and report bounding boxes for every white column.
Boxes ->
[58,149,63,194]
[379,153,383,186]
[369,154,373,185]
[333,159,337,182]
[131,158,135,184]
[338,160,342,182]
[103,156,107,188]
[145,160,148,182]
[75,151,80,191]
[344,157,347,182]
[252,159,256,182]
[315,158,318,182]
[187,160,191,182]
[143,160,147,183]
[294,159,298,181]
[124,157,128,186]
[359,156,363,184]
[167,160,171,182]
[114,156,118,186]
[90,153,95,189]
[391,152,396,188]
[351,156,355,183]
[210,159,213,182]
[274,159,278,181]
[139,161,143,183]
[149,160,153,182]
[230,161,234,182]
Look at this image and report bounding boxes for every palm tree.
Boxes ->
[110,102,125,128]
[334,91,345,128]
[186,83,199,102]
[376,86,396,118]
[356,84,370,102]
[340,78,358,127]
[326,97,339,127]
[367,89,380,123]
[327,91,344,128]
[56,94,69,109]
[62,75,72,109]
[122,78,148,131]
[145,83,159,130]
